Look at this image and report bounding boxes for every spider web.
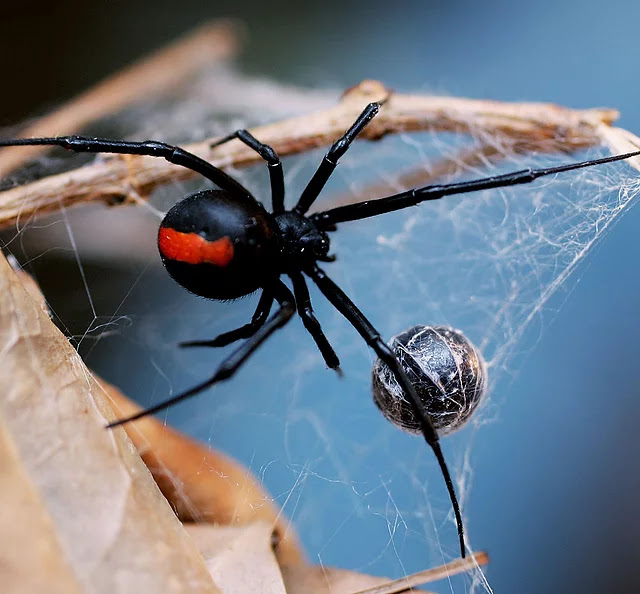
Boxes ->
[4,68,640,592]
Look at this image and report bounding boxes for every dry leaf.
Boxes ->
[0,414,84,594]
[0,250,219,593]
[187,523,287,594]
[103,382,305,567]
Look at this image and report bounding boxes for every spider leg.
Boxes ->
[211,130,285,214]
[289,271,341,371]
[305,263,466,558]
[0,136,252,198]
[294,101,384,215]
[179,290,274,348]
[106,280,295,429]
[311,149,640,227]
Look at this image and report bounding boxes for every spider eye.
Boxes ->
[372,325,487,435]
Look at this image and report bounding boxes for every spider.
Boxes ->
[2,101,639,559]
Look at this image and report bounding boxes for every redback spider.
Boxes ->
[2,101,639,558]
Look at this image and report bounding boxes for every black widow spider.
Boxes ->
[2,101,639,559]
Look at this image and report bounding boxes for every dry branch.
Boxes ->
[0,80,620,227]
[597,125,640,171]
[0,19,241,179]
[327,139,534,208]
[352,552,489,594]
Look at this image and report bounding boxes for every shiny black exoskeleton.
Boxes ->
[274,210,331,271]
[159,190,279,300]
[158,189,332,300]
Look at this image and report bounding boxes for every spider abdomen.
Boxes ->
[372,325,487,435]
[158,189,278,300]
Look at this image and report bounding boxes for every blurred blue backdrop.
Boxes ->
[3,1,640,591]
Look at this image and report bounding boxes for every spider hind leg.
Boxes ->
[180,290,274,348]
[107,281,295,428]
[305,263,466,558]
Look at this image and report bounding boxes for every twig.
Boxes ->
[353,551,489,594]
[0,80,618,227]
[597,125,640,172]
[0,19,241,179]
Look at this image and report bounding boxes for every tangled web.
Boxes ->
[5,68,640,592]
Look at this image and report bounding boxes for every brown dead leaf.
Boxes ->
[103,382,305,567]
[0,411,83,594]
[0,250,219,593]
[187,522,287,594]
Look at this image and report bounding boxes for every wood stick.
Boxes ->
[354,551,489,594]
[0,19,241,178]
[0,80,618,227]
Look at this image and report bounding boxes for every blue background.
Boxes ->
[3,1,640,591]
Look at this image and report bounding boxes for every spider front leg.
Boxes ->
[289,271,340,371]
[311,149,640,226]
[305,263,466,558]
[211,129,285,213]
[0,135,252,198]
[294,100,385,214]
[107,280,295,429]
[180,290,273,348]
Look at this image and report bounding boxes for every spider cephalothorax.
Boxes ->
[273,211,331,270]
[3,102,639,559]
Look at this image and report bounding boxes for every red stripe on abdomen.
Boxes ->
[158,227,234,267]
